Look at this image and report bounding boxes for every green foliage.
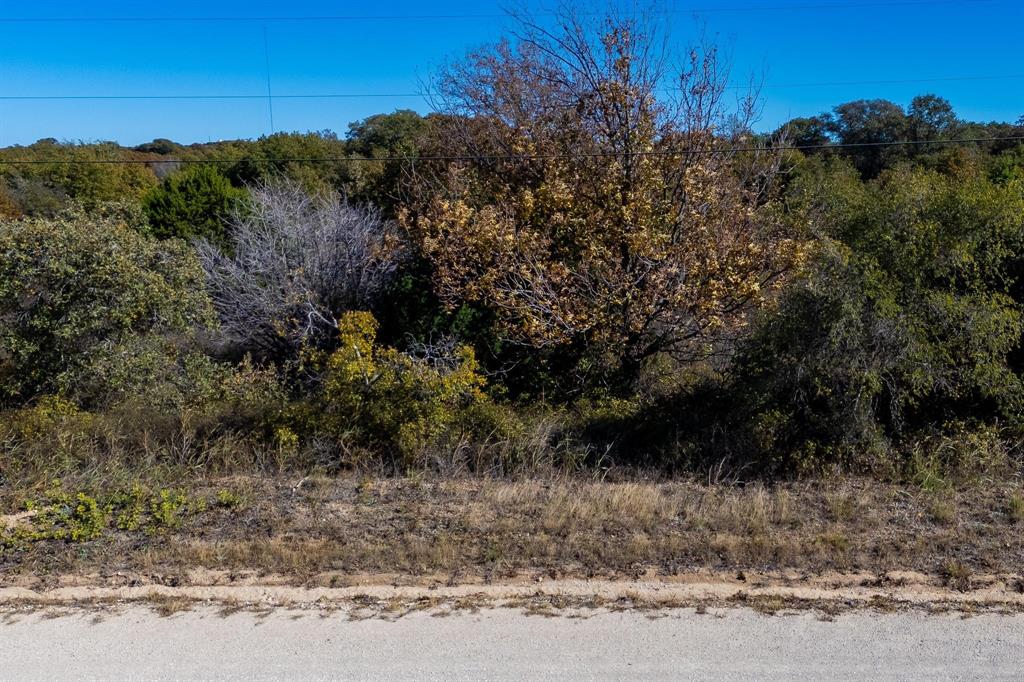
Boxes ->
[143,165,246,243]
[0,210,213,407]
[344,110,429,213]
[2,95,1024,483]
[317,311,488,463]
[149,488,191,529]
[0,482,206,551]
[73,334,288,425]
[776,94,997,179]
[21,486,108,542]
[213,131,350,195]
[214,488,245,509]
[0,140,158,216]
[990,144,1024,184]
[725,164,1024,472]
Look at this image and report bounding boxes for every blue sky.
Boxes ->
[0,0,1021,146]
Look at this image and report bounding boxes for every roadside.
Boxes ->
[4,474,1023,624]
[3,476,1022,588]
[2,571,1024,619]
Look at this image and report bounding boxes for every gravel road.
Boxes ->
[1,606,1022,680]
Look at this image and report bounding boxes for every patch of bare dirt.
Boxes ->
[1,572,1022,620]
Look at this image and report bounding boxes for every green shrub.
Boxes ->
[214,488,245,509]
[0,141,158,215]
[0,352,291,485]
[724,164,1024,473]
[0,210,213,407]
[74,335,288,426]
[143,165,245,244]
[0,483,207,550]
[20,484,106,542]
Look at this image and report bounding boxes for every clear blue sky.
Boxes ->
[0,0,1021,146]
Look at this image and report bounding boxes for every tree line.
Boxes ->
[2,4,1024,483]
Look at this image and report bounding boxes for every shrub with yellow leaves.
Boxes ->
[320,312,488,463]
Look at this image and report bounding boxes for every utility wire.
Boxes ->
[1,135,1021,166]
[0,0,995,22]
[5,71,1024,100]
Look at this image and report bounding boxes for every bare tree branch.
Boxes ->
[198,182,407,360]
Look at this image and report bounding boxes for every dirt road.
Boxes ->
[2,605,1022,680]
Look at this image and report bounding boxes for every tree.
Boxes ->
[346,110,427,157]
[828,99,908,177]
[730,164,1024,471]
[907,94,957,141]
[197,182,407,362]
[402,4,799,392]
[345,110,430,213]
[0,208,212,407]
[779,115,834,149]
[0,140,159,216]
[221,132,349,195]
[143,164,246,243]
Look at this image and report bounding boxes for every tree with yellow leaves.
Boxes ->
[403,4,802,390]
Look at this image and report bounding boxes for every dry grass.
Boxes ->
[1009,493,1024,523]
[147,593,197,617]
[2,476,1022,582]
[942,560,974,592]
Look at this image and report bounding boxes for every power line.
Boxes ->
[1,135,1021,166]
[754,73,1024,89]
[0,0,994,22]
[4,73,1024,101]
[0,92,429,101]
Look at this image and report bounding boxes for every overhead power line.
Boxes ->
[4,73,1024,101]
[0,135,1021,166]
[0,0,995,22]
[0,92,429,101]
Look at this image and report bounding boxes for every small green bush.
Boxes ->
[74,335,288,427]
[143,165,245,244]
[214,488,244,509]
[0,483,207,551]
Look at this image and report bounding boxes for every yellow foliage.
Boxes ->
[3,396,92,441]
[402,15,806,385]
[321,312,488,461]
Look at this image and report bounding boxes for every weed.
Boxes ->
[1008,494,1024,524]
[825,491,857,522]
[23,485,106,542]
[356,477,376,505]
[110,485,148,531]
[817,532,850,552]
[149,490,189,530]
[942,560,972,592]
[214,489,244,510]
[148,594,196,617]
[0,483,205,551]
[927,498,956,525]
